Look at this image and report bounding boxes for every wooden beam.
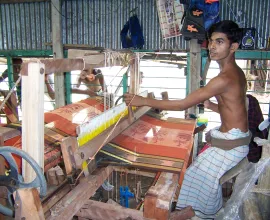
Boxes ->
[76,200,145,220]
[14,188,45,220]
[20,59,88,75]
[47,166,114,220]
[144,172,179,219]
[51,0,65,108]
[21,62,45,182]
[42,183,71,218]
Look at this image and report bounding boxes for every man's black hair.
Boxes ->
[207,20,242,44]
[93,69,102,75]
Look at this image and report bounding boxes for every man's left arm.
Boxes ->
[98,74,107,92]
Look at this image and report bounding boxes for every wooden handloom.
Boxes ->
[0,56,196,220]
[1,97,107,173]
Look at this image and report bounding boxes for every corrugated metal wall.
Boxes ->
[0,1,51,50]
[0,0,269,51]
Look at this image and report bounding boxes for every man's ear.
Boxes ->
[230,42,239,52]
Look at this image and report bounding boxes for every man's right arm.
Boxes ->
[0,70,8,83]
[124,74,229,111]
[72,88,97,96]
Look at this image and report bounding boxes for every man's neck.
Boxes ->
[217,55,236,71]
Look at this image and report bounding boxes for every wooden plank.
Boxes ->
[47,166,114,220]
[20,59,87,75]
[76,200,145,220]
[51,0,65,108]
[68,49,101,58]
[43,183,71,218]
[60,137,78,175]
[14,188,45,220]
[144,172,179,220]
[144,189,158,218]
[21,62,45,182]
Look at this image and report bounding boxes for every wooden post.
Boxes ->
[188,40,201,159]
[161,91,169,100]
[14,188,45,220]
[52,0,65,108]
[188,39,201,115]
[128,53,140,121]
[21,62,45,182]
[144,172,179,220]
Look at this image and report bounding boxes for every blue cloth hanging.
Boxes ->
[120,15,145,49]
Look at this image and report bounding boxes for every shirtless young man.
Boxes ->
[72,68,107,97]
[124,20,251,218]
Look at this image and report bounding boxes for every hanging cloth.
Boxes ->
[120,15,144,49]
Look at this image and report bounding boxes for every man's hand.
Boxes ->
[123,93,146,107]
[203,100,212,109]
[203,99,219,113]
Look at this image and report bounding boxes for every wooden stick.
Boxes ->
[21,62,45,182]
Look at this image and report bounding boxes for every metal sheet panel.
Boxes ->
[0,0,269,51]
[0,1,51,50]
[61,0,188,50]
[220,0,270,48]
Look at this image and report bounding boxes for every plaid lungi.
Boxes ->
[176,127,250,218]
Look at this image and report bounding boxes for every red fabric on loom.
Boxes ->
[111,115,196,185]
[4,135,62,173]
[45,98,106,136]
[2,98,106,173]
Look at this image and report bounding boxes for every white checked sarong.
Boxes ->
[176,127,250,219]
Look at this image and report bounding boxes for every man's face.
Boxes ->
[208,32,234,61]
[12,59,22,74]
[85,74,95,81]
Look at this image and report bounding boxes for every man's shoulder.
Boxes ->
[211,73,232,85]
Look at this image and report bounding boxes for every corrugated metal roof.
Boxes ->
[0,0,269,51]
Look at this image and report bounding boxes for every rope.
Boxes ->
[0,76,21,111]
